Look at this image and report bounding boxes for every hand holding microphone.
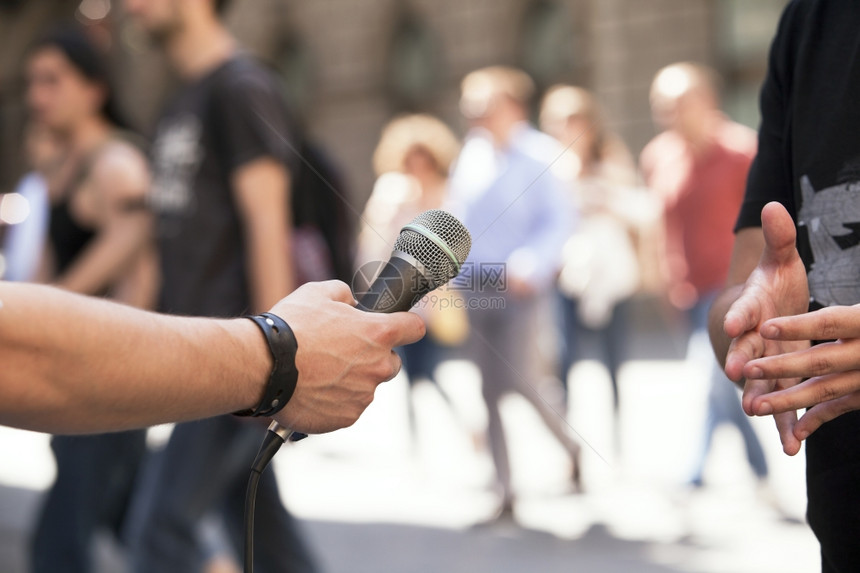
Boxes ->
[265,280,424,435]
[266,209,472,435]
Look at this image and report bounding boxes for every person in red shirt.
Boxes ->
[641,62,769,488]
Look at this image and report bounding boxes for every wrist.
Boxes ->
[235,313,300,417]
[230,318,274,412]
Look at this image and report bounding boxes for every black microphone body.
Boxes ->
[355,252,433,313]
[354,209,472,314]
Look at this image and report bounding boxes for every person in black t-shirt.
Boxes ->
[709,1,860,571]
[123,0,315,571]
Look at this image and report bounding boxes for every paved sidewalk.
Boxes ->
[0,301,820,573]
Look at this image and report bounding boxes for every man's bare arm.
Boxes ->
[233,158,294,312]
[0,280,424,435]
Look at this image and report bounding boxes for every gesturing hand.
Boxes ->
[742,305,860,446]
[269,280,426,434]
[722,202,810,455]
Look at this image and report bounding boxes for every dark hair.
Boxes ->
[31,27,129,130]
[214,0,231,15]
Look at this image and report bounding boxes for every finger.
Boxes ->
[760,201,798,266]
[724,293,763,340]
[725,329,766,382]
[382,350,403,383]
[314,280,358,306]
[752,370,860,415]
[742,376,777,415]
[760,305,860,341]
[376,311,427,347]
[773,409,800,456]
[744,340,849,380]
[794,392,860,441]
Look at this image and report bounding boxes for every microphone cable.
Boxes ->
[243,209,470,571]
[244,422,300,573]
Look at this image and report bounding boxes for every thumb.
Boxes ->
[377,311,427,347]
[760,201,798,266]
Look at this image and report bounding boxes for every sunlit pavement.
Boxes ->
[275,358,817,573]
[0,309,820,572]
[0,363,818,572]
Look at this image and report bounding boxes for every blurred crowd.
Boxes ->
[0,2,772,572]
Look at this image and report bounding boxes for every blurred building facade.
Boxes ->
[0,0,786,208]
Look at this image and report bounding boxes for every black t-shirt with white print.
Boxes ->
[149,55,295,318]
[737,1,860,570]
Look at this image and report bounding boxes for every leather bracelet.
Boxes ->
[235,312,299,417]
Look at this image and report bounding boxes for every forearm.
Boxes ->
[57,216,151,296]
[110,246,160,310]
[247,226,294,312]
[234,159,295,312]
[0,283,267,433]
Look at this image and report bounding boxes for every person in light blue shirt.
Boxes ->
[452,124,572,291]
[449,66,582,522]
[1,123,55,282]
[3,173,49,281]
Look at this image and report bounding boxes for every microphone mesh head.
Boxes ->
[393,209,472,287]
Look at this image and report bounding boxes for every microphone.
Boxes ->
[266,209,471,443]
[353,209,473,313]
[245,210,471,572]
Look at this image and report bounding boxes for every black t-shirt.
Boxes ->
[737,1,860,570]
[149,55,295,318]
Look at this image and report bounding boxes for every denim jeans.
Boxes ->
[557,291,628,411]
[126,416,319,573]
[31,430,147,573]
[686,294,768,484]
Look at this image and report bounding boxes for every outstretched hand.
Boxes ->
[722,202,810,455]
[269,280,426,434]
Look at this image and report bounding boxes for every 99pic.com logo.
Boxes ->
[352,260,405,312]
[351,260,508,312]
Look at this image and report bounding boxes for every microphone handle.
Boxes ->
[356,254,433,313]
[267,421,293,442]
[271,255,433,438]
[265,421,295,449]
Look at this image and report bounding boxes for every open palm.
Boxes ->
[723,202,810,454]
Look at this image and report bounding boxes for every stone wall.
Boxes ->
[0,0,747,208]
[230,0,717,202]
